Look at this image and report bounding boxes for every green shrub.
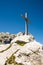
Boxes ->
[7,55,15,64]
[7,55,22,65]
[15,41,26,46]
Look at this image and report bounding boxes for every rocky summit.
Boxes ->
[0,32,43,65]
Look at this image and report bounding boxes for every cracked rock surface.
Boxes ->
[0,33,43,65]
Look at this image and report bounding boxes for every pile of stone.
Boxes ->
[0,32,43,65]
[0,32,28,44]
[0,32,16,44]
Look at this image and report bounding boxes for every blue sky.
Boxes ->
[0,0,43,44]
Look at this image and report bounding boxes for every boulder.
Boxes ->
[11,34,34,43]
[0,33,42,65]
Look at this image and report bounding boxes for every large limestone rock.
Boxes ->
[0,33,43,65]
[11,34,34,43]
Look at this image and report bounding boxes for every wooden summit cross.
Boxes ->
[21,12,31,35]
